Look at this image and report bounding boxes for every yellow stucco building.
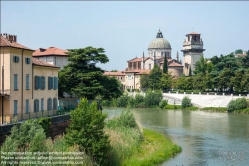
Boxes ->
[0,34,59,124]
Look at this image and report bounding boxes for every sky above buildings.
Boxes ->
[1,1,249,71]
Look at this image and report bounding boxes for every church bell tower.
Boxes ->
[181,32,205,76]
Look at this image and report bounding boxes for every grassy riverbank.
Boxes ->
[105,110,181,166]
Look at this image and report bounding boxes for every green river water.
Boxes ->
[103,108,249,166]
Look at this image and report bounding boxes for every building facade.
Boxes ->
[0,34,59,124]
[33,47,69,69]
[105,30,184,91]
[182,32,205,76]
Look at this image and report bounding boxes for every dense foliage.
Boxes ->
[65,98,111,165]
[227,98,248,112]
[175,52,249,93]
[144,90,163,107]
[182,96,192,108]
[59,46,122,99]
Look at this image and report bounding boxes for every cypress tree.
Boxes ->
[189,66,192,76]
[163,55,168,73]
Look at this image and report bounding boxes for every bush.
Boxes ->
[117,94,132,107]
[65,98,111,166]
[134,93,144,107]
[106,110,138,129]
[235,98,248,110]
[227,100,236,112]
[228,98,248,112]
[182,96,191,108]
[144,90,163,107]
[127,88,130,92]
[159,100,168,109]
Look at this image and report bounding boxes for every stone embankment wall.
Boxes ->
[163,93,249,108]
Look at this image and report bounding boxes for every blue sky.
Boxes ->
[1,1,249,71]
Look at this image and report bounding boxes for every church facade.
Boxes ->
[104,30,205,91]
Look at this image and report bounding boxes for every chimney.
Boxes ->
[1,33,17,43]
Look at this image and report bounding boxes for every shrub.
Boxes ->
[127,88,130,92]
[65,98,111,166]
[117,94,132,107]
[228,98,248,112]
[136,102,146,108]
[36,117,51,136]
[106,110,138,129]
[102,100,112,107]
[235,98,248,110]
[134,93,144,107]
[227,100,236,112]
[144,90,163,107]
[159,100,168,109]
[182,96,191,108]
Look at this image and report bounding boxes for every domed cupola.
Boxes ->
[148,29,172,58]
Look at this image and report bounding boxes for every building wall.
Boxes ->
[33,66,59,116]
[144,59,154,70]
[35,56,68,69]
[168,67,183,78]
[125,73,135,89]
[148,48,171,58]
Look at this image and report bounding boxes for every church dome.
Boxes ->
[148,30,171,49]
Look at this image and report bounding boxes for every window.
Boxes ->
[53,98,57,110]
[26,99,29,113]
[14,74,18,91]
[13,56,20,63]
[48,77,54,90]
[14,100,18,115]
[47,98,52,111]
[34,99,39,112]
[149,64,151,70]
[41,98,44,112]
[25,58,31,64]
[128,75,131,80]
[53,77,58,90]
[26,74,29,90]
[42,76,46,90]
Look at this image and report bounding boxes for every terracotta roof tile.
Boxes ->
[0,36,33,50]
[32,58,59,68]
[127,57,151,62]
[168,61,183,67]
[104,71,125,76]
[33,47,68,57]
[125,69,150,74]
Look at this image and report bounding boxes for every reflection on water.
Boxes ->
[103,108,249,166]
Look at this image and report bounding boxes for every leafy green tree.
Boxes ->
[148,64,162,90]
[234,49,243,54]
[176,76,188,90]
[1,119,47,152]
[217,68,233,92]
[194,55,207,75]
[162,55,168,73]
[160,73,174,91]
[231,70,244,93]
[182,96,191,108]
[241,69,249,93]
[65,98,111,165]
[59,47,121,99]
[189,66,192,76]
[193,74,205,91]
[140,74,149,90]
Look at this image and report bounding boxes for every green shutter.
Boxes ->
[35,76,38,90]
[14,74,18,90]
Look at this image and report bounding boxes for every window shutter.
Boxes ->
[26,100,29,113]
[14,74,18,90]
[38,76,42,89]
[17,56,20,63]
[13,56,15,62]
[48,77,51,90]
[51,77,54,90]
[34,100,36,112]
[44,77,46,90]
[26,75,29,90]
[41,98,44,111]
[37,99,39,112]
[35,76,38,90]
[47,98,49,110]
[14,100,18,114]
[54,77,58,90]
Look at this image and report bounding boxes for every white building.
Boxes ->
[181,32,205,76]
[33,47,69,69]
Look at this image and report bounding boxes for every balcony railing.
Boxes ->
[0,89,10,95]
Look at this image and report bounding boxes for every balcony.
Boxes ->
[0,89,10,96]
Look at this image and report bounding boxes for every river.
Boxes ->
[103,108,249,166]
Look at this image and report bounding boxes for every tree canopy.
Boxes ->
[59,47,122,99]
